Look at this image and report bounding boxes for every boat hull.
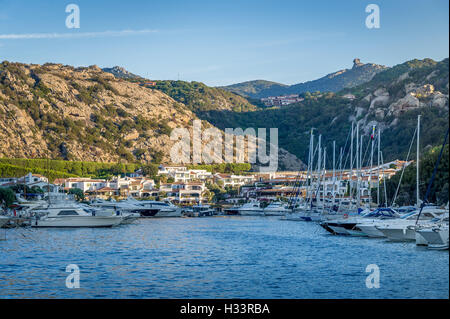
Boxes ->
[31,216,122,228]
[154,209,182,218]
[417,228,449,246]
[263,210,287,216]
[327,225,350,235]
[378,227,416,241]
[358,225,386,238]
[415,231,429,246]
[345,227,367,237]
[239,210,264,216]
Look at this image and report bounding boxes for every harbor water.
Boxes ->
[0,216,448,298]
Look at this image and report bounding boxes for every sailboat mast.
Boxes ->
[369,126,375,208]
[360,135,363,208]
[381,151,388,207]
[317,135,322,208]
[332,141,336,208]
[47,150,50,206]
[306,130,313,205]
[339,146,343,208]
[350,122,354,208]
[377,129,381,207]
[309,132,314,206]
[356,122,360,209]
[416,115,421,208]
[322,147,326,213]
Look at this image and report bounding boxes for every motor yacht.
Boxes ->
[320,208,400,236]
[417,225,449,249]
[31,203,122,228]
[225,202,264,216]
[90,198,150,218]
[358,208,446,238]
[129,199,182,217]
[376,209,448,242]
[79,203,138,224]
[263,201,291,216]
[282,208,322,221]
[191,205,215,217]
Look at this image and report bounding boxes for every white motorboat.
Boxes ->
[28,192,123,227]
[282,209,322,222]
[90,198,151,218]
[320,208,400,236]
[358,208,446,238]
[134,200,181,217]
[120,197,182,217]
[415,213,449,247]
[184,205,215,217]
[263,201,291,216]
[31,206,122,228]
[79,203,138,225]
[181,207,194,217]
[225,202,264,216]
[417,225,449,248]
[376,209,448,242]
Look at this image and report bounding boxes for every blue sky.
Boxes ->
[0,0,448,86]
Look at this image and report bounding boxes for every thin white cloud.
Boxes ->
[0,29,158,40]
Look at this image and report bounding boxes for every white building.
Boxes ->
[54,176,155,198]
[160,182,206,204]
[214,173,255,188]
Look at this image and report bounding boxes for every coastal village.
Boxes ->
[0,160,410,207]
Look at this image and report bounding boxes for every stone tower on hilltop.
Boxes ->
[353,58,364,68]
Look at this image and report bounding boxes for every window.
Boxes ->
[57,210,79,216]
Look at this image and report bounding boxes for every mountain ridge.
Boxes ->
[201,57,449,164]
[101,66,143,80]
[219,58,388,98]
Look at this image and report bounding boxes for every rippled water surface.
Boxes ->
[0,216,448,298]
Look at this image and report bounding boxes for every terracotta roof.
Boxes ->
[90,187,118,193]
[216,174,231,178]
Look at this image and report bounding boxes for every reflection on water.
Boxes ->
[0,217,448,298]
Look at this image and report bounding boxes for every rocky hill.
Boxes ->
[145,80,259,113]
[201,58,449,164]
[220,58,388,98]
[0,61,304,170]
[218,80,288,99]
[102,66,143,80]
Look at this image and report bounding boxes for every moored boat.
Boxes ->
[320,208,400,236]
[263,201,291,216]
[31,206,122,228]
[225,202,264,216]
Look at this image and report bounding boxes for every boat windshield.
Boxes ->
[57,210,79,216]
[400,211,417,219]
[363,208,399,218]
